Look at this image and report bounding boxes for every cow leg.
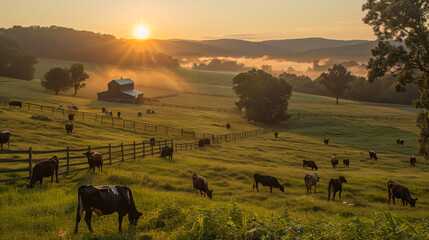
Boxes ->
[84,210,93,232]
[392,196,396,204]
[118,214,124,232]
[255,182,259,192]
[328,191,331,201]
[402,199,406,206]
[39,178,43,185]
[339,189,342,199]
[74,209,82,234]
[333,191,336,201]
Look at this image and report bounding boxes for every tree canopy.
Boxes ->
[0,33,37,80]
[42,67,72,95]
[363,0,429,158]
[233,69,292,124]
[318,64,354,104]
[69,63,89,96]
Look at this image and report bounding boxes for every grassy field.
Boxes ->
[0,69,428,239]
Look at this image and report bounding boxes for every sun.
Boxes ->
[134,25,149,40]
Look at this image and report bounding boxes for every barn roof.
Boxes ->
[122,89,143,96]
[110,78,134,85]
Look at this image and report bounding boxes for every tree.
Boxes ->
[363,0,429,158]
[318,64,354,104]
[42,68,72,95]
[232,69,292,124]
[69,63,89,95]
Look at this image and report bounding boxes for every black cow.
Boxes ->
[253,173,284,193]
[331,156,339,169]
[0,130,11,150]
[83,151,103,172]
[343,159,350,168]
[323,138,329,145]
[110,111,113,117]
[27,156,59,188]
[9,101,22,108]
[410,156,416,167]
[369,150,378,160]
[65,122,73,135]
[192,174,213,199]
[226,123,231,129]
[274,132,279,138]
[117,112,121,118]
[68,113,75,121]
[138,111,142,117]
[198,138,211,147]
[328,176,347,201]
[160,146,173,159]
[387,180,417,207]
[396,139,404,146]
[303,159,318,170]
[74,185,142,233]
[149,138,156,147]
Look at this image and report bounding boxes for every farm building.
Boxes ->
[97,77,144,103]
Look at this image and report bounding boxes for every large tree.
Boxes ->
[42,67,72,95]
[69,63,89,95]
[232,69,292,124]
[318,64,354,104]
[363,0,429,159]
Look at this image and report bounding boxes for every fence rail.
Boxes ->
[291,112,414,122]
[143,101,240,114]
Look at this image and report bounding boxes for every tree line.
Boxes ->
[0,26,180,68]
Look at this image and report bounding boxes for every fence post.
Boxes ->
[66,147,70,174]
[121,143,124,162]
[109,144,112,165]
[133,141,136,159]
[28,147,32,179]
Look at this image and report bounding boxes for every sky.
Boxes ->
[0,0,375,41]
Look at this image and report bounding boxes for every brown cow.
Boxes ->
[65,122,73,135]
[343,159,350,168]
[101,107,106,113]
[83,151,103,172]
[226,123,231,129]
[410,156,416,167]
[27,156,59,188]
[253,173,284,193]
[303,160,318,170]
[68,113,75,121]
[192,174,213,199]
[274,132,279,138]
[331,156,339,169]
[160,146,173,159]
[328,176,347,201]
[323,138,329,145]
[387,180,417,207]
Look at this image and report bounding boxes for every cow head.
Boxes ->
[207,190,213,199]
[279,185,285,192]
[409,198,418,207]
[315,174,320,182]
[83,151,93,161]
[128,211,143,225]
[339,176,347,183]
[315,166,318,170]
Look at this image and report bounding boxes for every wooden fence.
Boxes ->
[291,112,414,122]
[143,101,240,114]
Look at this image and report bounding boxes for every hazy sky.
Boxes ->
[0,0,375,41]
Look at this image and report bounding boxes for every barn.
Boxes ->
[97,78,144,103]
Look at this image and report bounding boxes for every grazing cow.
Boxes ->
[226,123,231,129]
[74,185,142,233]
[151,109,155,114]
[109,111,113,117]
[105,110,112,116]
[274,132,279,138]
[160,146,173,159]
[303,160,318,170]
[0,130,11,150]
[387,180,417,207]
[328,176,347,201]
[146,109,153,114]
[27,156,59,188]
[58,105,64,110]
[83,151,103,172]
[396,139,404,146]
[9,101,22,108]
[68,113,75,121]
[369,150,378,160]
[138,110,142,117]
[101,107,106,113]
[323,138,329,145]
[65,122,73,135]
[343,159,350,168]
[304,173,320,194]
[68,105,79,111]
[117,112,121,118]
[410,155,416,167]
[192,174,213,198]
[198,138,211,147]
[253,173,284,193]
[331,156,339,169]
[149,138,156,147]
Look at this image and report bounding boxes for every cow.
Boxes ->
[328,176,347,201]
[343,159,350,168]
[160,146,173,159]
[387,180,417,207]
[0,130,11,150]
[198,138,211,147]
[274,132,279,138]
[192,174,213,199]
[396,139,404,146]
[68,113,75,121]
[303,160,318,170]
[58,105,64,110]
[149,138,156,147]
[331,156,339,169]
[9,101,22,108]
[74,185,143,233]
[410,155,416,167]
[146,109,153,114]
[27,156,59,188]
[253,173,284,193]
[110,111,113,117]
[323,138,329,145]
[83,151,103,172]
[304,173,320,194]
[138,110,142,117]
[65,122,73,135]
[117,112,121,118]
[105,110,112,116]
[369,150,378,160]
[68,105,79,111]
[101,107,106,113]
